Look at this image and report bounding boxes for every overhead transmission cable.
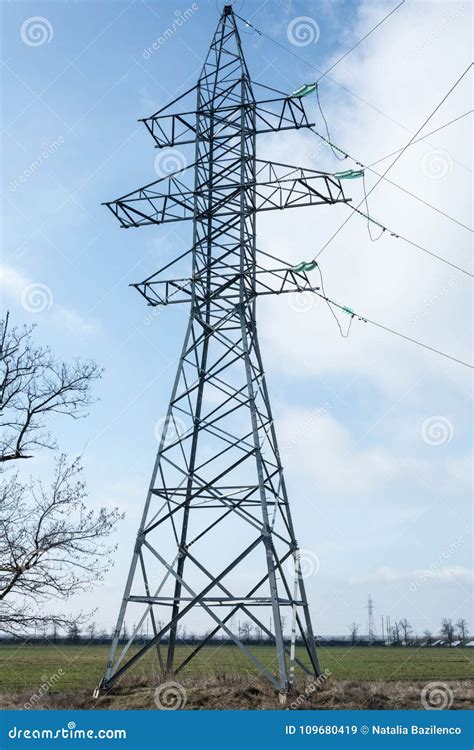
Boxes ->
[312,64,473,264]
[309,125,473,234]
[260,249,473,369]
[316,0,405,83]
[368,110,473,168]
[236,1,405,84]
[235,13,472,174]
[312,290,473,370]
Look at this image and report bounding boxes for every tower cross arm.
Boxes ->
[142,95,315,149]
[133,265,321,307]
[104,160,350,229]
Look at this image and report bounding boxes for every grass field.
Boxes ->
[0,644,472,694]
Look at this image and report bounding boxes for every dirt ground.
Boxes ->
[2,676,473,711]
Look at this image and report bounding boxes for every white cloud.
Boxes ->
[276,407,400,495]
[257,0,472,394]
[351,565,473,586]
[0,264,100,336]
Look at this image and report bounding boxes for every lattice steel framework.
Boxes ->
[97,5,349,694]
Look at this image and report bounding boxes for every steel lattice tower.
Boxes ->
[366,594,376,644]
[97,5,349,694]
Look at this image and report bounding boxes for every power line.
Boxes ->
[353,65,472,208]
[313,64,473,263]
[317,1,405,83]
[235,13,472,175]
[367,110,474,168]
[348,204,473,277]
[310,126,473,233]
[315,89,345,161]
[242,12,471,235]
[257,250,471,368]
[313,290,473,370]
[236,3,405,84]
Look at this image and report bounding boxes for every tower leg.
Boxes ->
[240,307,288,691]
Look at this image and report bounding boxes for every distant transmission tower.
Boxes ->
[366,594,376,643]
[96,4,349,694]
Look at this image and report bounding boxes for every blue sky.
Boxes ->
[1,0,472,638]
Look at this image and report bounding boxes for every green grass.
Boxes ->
[0,644,472,693]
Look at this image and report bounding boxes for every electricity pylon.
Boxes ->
[366,594,376,643]
[97,4,349,694]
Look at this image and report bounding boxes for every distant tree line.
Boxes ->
[348,617,470,646]
[1,616,470,648]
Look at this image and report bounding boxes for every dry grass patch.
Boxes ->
[1,676,472,711]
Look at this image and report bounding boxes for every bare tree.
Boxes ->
[0,314,121,635]
[87,621,97,641]
[0,314,101,463]
[399,618,413,645]
[441,618,455,645]
[456,618,468,645]
[240,620,253,643]
[349,622,359,645]
[68,622,81,643]
[423,629,433,646]
[98,627,109,643]
[0,455,122,634]
[391,621,401,646]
